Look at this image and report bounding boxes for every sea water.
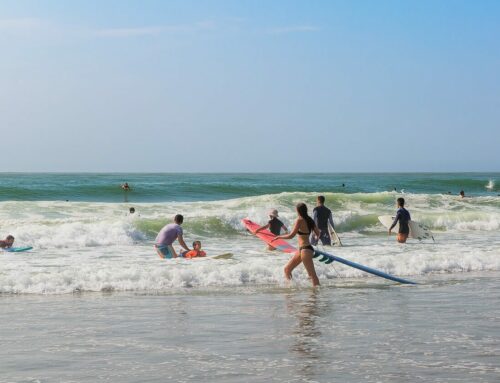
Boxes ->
[0,173,499,382]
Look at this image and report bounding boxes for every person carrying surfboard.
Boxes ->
[311,195,335,246]
[0,235,15,249]
[155,214,190,259]
[274,203,321,287]
[389,198,411,243]
[254,209,288,251]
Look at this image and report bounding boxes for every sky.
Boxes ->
[0,0,499,172]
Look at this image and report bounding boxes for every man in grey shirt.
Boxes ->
[155,214,190,259]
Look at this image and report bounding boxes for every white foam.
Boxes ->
[1,196,499,294]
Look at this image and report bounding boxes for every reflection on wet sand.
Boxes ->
[285,290,332,380]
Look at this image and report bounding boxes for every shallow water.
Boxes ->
[1,274,499,383]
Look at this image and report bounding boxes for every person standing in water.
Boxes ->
[254,209,288,250]
[389,197,411,243]
[311,195,335,246]
[274,203,321,287]
[155,214,190,259]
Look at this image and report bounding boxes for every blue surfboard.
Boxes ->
[2,246,33,253]
[313,249,417,285]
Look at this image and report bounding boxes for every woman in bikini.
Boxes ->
[274,203,321,287]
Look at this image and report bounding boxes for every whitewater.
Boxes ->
[1,189,499,294]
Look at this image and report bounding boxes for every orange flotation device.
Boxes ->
[183,250,206,259]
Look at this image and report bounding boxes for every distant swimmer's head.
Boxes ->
[459,190,465,198]
[317,195,325,205]
[269,209,279,218]
[174,214,184,225]
[129,207,135,214]
[397,197,405,207]
[192,240,202,250]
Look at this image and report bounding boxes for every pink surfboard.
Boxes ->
[242,218,297,254]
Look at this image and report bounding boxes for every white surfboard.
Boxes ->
[378,215,434,241]
[210,253,233,260]
[329,224,342,246]
[179,252,233,260]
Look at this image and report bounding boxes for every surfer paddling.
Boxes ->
[254,209,288,251]
[0,235,15,249]
[155,214,190,259]
[274,203,321,287]
[389,198,411,243]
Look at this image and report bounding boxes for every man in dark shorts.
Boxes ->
[389,198,411,243]
[311,196,335,246]
[255,209,288,250]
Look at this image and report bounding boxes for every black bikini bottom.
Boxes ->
[299,245,314,252]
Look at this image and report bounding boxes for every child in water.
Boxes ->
[181,241,207,258]
[0,235,15,249]
[254,209,288,250]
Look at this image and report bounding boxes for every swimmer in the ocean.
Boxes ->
[0,235,15,249]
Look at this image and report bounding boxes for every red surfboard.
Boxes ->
[242,218,297,254]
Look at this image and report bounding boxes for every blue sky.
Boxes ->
[0,0,499,172]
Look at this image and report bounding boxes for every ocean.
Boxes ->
[1,173,499,382]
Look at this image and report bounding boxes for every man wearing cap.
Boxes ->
[254,209,288,251]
